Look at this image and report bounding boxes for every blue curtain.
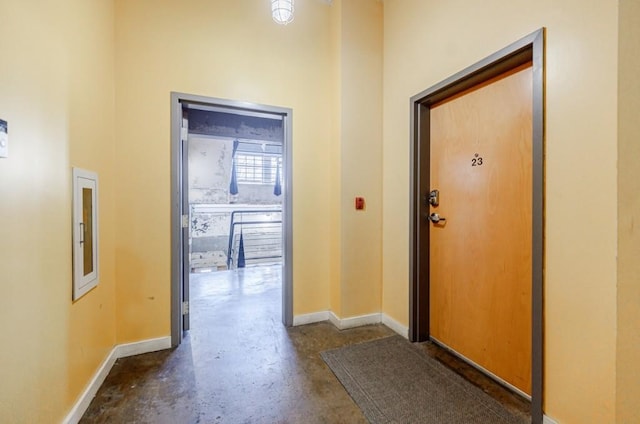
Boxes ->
[237,230,246,268]
[273,159,282,196]
[229,139,239,195]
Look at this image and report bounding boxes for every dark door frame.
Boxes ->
[170,92,294,346]
[409,29,545,423]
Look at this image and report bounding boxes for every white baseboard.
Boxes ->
[543,415,559,424]
[293,311,330,326]
[62,336,172,424]
[294,310,409,339]
[329,312,382,330]
[294,311,381,329]
[62,347,118,424]
[115,336,172,358]
[381,314,409,339]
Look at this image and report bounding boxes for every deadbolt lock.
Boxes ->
[428,189,439,206]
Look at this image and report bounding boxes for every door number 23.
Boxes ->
[472,153,483,167]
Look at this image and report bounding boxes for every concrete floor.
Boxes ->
[80,264,529,423]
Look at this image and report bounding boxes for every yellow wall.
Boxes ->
[328,0,344,317]
[113,0,338,340]
[382,1,618,422]
[1,1,636,422]
[334,0,384,318]
[114,0,384,340]
[341,0,383,317]
[617,0,640,422]
[0,0,116,422]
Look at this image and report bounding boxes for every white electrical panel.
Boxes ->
[0,119,7,158]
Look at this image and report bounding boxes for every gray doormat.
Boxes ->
[321,335,528,424]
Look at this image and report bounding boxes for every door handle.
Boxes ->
[427,213,446,223]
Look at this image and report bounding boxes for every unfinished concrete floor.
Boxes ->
[81,264,529,423]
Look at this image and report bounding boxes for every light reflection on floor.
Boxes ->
[189,263,282,300]
[80,261,395,423]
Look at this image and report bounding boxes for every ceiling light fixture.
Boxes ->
[272,0,294,25]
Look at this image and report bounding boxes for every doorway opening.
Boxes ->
[409,30,544,423]
[171,93,293,345]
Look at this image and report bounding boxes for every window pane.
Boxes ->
[235,153,280,184]
[82,187,94,275]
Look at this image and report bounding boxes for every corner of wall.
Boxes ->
[616,1,640,422]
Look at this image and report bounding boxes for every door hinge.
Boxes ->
[182,300,189,315]
[182,214,189,228]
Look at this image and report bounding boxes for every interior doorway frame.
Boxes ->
[409,29,545,423]
[170,92,294,346]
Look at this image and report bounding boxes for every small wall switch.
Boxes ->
[0,119,8,158]
[355,197,365,210]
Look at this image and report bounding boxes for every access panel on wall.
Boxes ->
[72,168,99,300]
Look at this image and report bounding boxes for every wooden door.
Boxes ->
[429,63,533,395]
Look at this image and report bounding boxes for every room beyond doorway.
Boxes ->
[188,136,284,273]
[171,93,294,346]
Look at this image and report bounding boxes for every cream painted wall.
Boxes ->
[114,0,337,341]
[327,0,384,319]
[382,1,618,422]
[338,0,383,318]
[0,0,116,422]
[616,0,640,422]
[115,0,384,338]
[0,1,632,421]
[329,0,343,315]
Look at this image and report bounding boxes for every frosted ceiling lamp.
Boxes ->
[272,0,294,25]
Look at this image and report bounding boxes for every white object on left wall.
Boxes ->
[0,119,8,158]
[72,168,99,300]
